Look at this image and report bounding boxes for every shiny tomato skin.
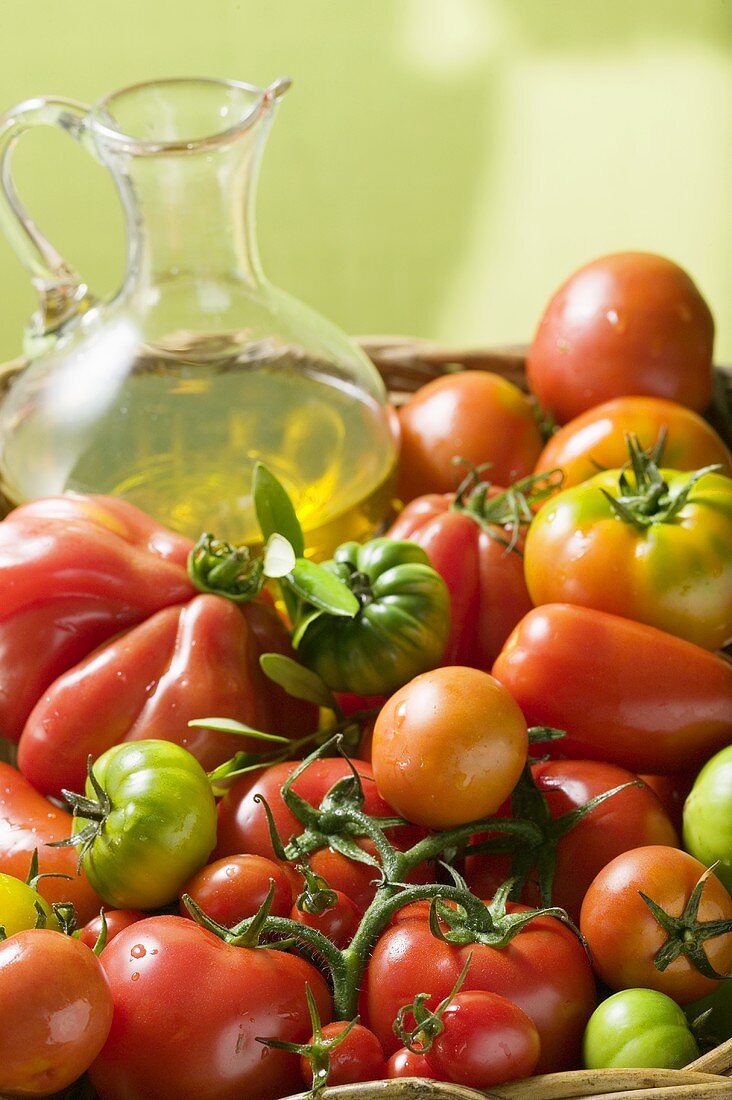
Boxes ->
[387,494,533,668]
[429,990,540,1087]
[466,760,679,922]
[363,901,597,1073]
[89,915,332,1100]
[580,847,732,1005]
[387,1047,449,1080]
[0,929,113,1097]
[524,467,732,651]
[299,1022,385,1087]
[526,252,715,424]
[0,762,102,924]
[372,667,528,829]
[534,395,732,489]
[640,772,696,835]
[396,371,544,503]
[78,909,147,951]
[290,890,361,948]
[492,605,732,774]
[179,854,295,926]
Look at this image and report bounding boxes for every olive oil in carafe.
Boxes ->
[0,352,398,557]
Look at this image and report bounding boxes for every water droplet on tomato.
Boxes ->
[131,972,140,981]
[131,944,146,959]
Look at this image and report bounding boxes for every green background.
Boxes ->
[1,0,730,364]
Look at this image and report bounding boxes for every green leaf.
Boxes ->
[188,717,291,743]
[259,653,338,710]
[287,559,360,616]
[206,751,273,792]
[253,463,305,558]
[291,606,324,649]
[263,533,297,578]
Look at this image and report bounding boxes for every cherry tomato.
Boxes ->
[0,871,59,937]
[466,759,679,922]
[387,1046,449,1080]
[179,854,295,925]
[89,915,333,1100]
[0,929,113,1097]
[428,990,540,1087]
[492,604,732,774]
[371,667,528,829]
[580,846,732,1005]
[396,371,544,503]
[363,901,596,1073]
[78,909,147,951]
[683,745,732,893]
[526,252,715,423]
[534,395,732,488]
[299,1021,386,1087]
[583,988,699,1069]
[291,889,361,949]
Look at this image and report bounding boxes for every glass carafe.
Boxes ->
[0,77,397,554]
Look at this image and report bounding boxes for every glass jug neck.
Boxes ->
[118,122,270,292]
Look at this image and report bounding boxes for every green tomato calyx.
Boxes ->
[601,434,721,529]
[53,754,113,871]
[644,863,732,980]
[453,465,564,554]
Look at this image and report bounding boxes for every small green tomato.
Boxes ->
[683,745,732,893]
[583,988,699,1069]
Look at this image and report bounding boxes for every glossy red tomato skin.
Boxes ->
[492,605,732,774]
[534,395,732,488]
[362,902,596,1073]
[0,761,102,924]
[179,854,295,926]
[89,915,333,1100]
[387,494,533,668]
[78,909,147,951]
[387,1047,449,1080]
[580,847,732,1006]
[299,1022,386,1087]
[429,990,540,1087]
[526,252,715,424]
[290,890,361,948]
[466,760,679,923]
[396,371,544,503]
[0,929,113,1097]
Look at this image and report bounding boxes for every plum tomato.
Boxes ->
[526,252,715,423]
[371,666,528,829]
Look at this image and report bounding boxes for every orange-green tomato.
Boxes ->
[0,872,59,938]
[371,666,528,829]
[534,395,732,489]
[524,467,732,651]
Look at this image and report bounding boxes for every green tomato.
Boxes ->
[295,538,450,695]
[683,745,732,892]
[0,872,59,937]
[69,740,217,910]
[583,988,699,1069]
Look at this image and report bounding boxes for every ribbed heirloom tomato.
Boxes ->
[371,666,528,829]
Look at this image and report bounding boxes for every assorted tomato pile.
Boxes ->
[1,251,731,1100]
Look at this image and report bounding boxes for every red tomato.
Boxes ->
[291,890,361,948]
[362,901,596,1073]
[526,252,715,423]
[78,909,147,951]
[465,760,679,922]
[534,395,732,488]
[387,1047,449,1080]
[371,667,527,829]
[386,491,533,667]
[428,990,540,1087]
[89,915,333,1100]
[492,605,732,774]
[179,854,295,926]
[0,761,102,924]
[639,772,696,835]
[299,1021,386,1087]
[0,929,113,1097]
[396,371,544,503]
[580,846,732,1005]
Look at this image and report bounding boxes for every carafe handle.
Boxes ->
[0,96,96,351]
